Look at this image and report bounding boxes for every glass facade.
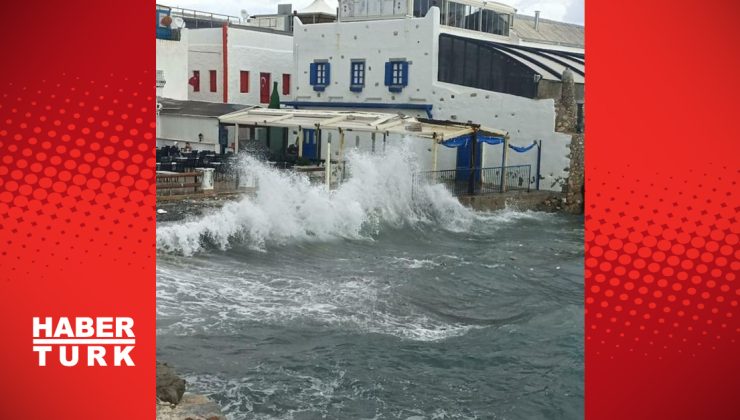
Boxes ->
[437,34,538,98]
[414,0,511,36]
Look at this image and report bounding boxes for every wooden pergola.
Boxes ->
[219,107,508,168]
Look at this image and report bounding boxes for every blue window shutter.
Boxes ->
[401,62,409,86]
[325,63,331,85]
[309,63,317,85]
[385,62,393,86]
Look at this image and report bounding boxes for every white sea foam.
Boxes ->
[157,141,474,255]
[156,261,476,342]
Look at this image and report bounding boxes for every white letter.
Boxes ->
[54,318,74,338]
[33,346,52,366]
[59,346,79,367]
[114,346,135,366]
[116,318,135,338]
[33,317,53,338]
[88,346,107,367]
[96,317,114,338]
[76,317,95,338]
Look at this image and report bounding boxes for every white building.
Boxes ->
[156,5,189,100]
[157,98,251,152]
[287,1,584,189]
[156,5,288,152]
[156,1,585,192]
[186,25,294,106]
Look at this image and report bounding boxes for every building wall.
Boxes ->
[292,13,437,103]
[248,15,292,32]
[292,8,572,191]
[157,115,220,152]
[187,27,294,106]
[156,29,189,100]
[188,28,225,103]
[227,27,294,105]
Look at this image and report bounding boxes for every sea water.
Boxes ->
[156,144,584,419]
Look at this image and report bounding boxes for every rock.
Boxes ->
[156,361,186,405]
[156,394,226,420]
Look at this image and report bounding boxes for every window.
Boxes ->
[440,1,511,36]
[384,60,409,93]
[309,61,330,91]
[240,71,249,93]
[190,70,200,92]
[209,70,217,92]
[481,9,510,36]
[437,34,538,98]
[350,60,365,92]
[413,0,433,18]
[282,74,291,95]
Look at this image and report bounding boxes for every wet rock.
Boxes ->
[156,361,186,405]
[156,394,226,420]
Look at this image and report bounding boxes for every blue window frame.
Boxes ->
[384,60,409,93]
[350,60,366,92]
[310,61,331,92]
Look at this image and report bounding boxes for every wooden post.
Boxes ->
[316,124,322,162]
[432,133,439,172]
[480,137,486,183]
[339,128,345,162]
[536,140,542,190]
[234,123,239,154]
[468,129,477,195]
[297,126,304,158]
[500,136,509,193]
[339,128,346,184]
[325,132,332,190]
[371,132,376,153]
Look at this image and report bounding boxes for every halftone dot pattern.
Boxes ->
[585,165,739,358]
[0,73,156,281]
[0,2,154,419]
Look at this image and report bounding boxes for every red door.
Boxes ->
[260,73,270,103]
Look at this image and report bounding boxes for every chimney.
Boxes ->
[534,10,540,31]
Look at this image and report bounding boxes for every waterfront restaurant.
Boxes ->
[217,107,526,192]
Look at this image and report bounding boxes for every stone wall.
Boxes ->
[552,68,585,214]
[459,191,570,212]
[537,79,585,103]
[563,134,584,214]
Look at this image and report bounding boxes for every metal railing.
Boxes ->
[413,165,532,197]
[166,5,241,28]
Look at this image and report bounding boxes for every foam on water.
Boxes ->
[156,260,476,342]
[157,141,474,255]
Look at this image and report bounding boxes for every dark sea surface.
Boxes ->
[156,150,583,419]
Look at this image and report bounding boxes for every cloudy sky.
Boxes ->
[164,1,584,25]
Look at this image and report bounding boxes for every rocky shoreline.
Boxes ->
[156,361,226,420]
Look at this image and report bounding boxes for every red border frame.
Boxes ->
[0,1,737,418]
